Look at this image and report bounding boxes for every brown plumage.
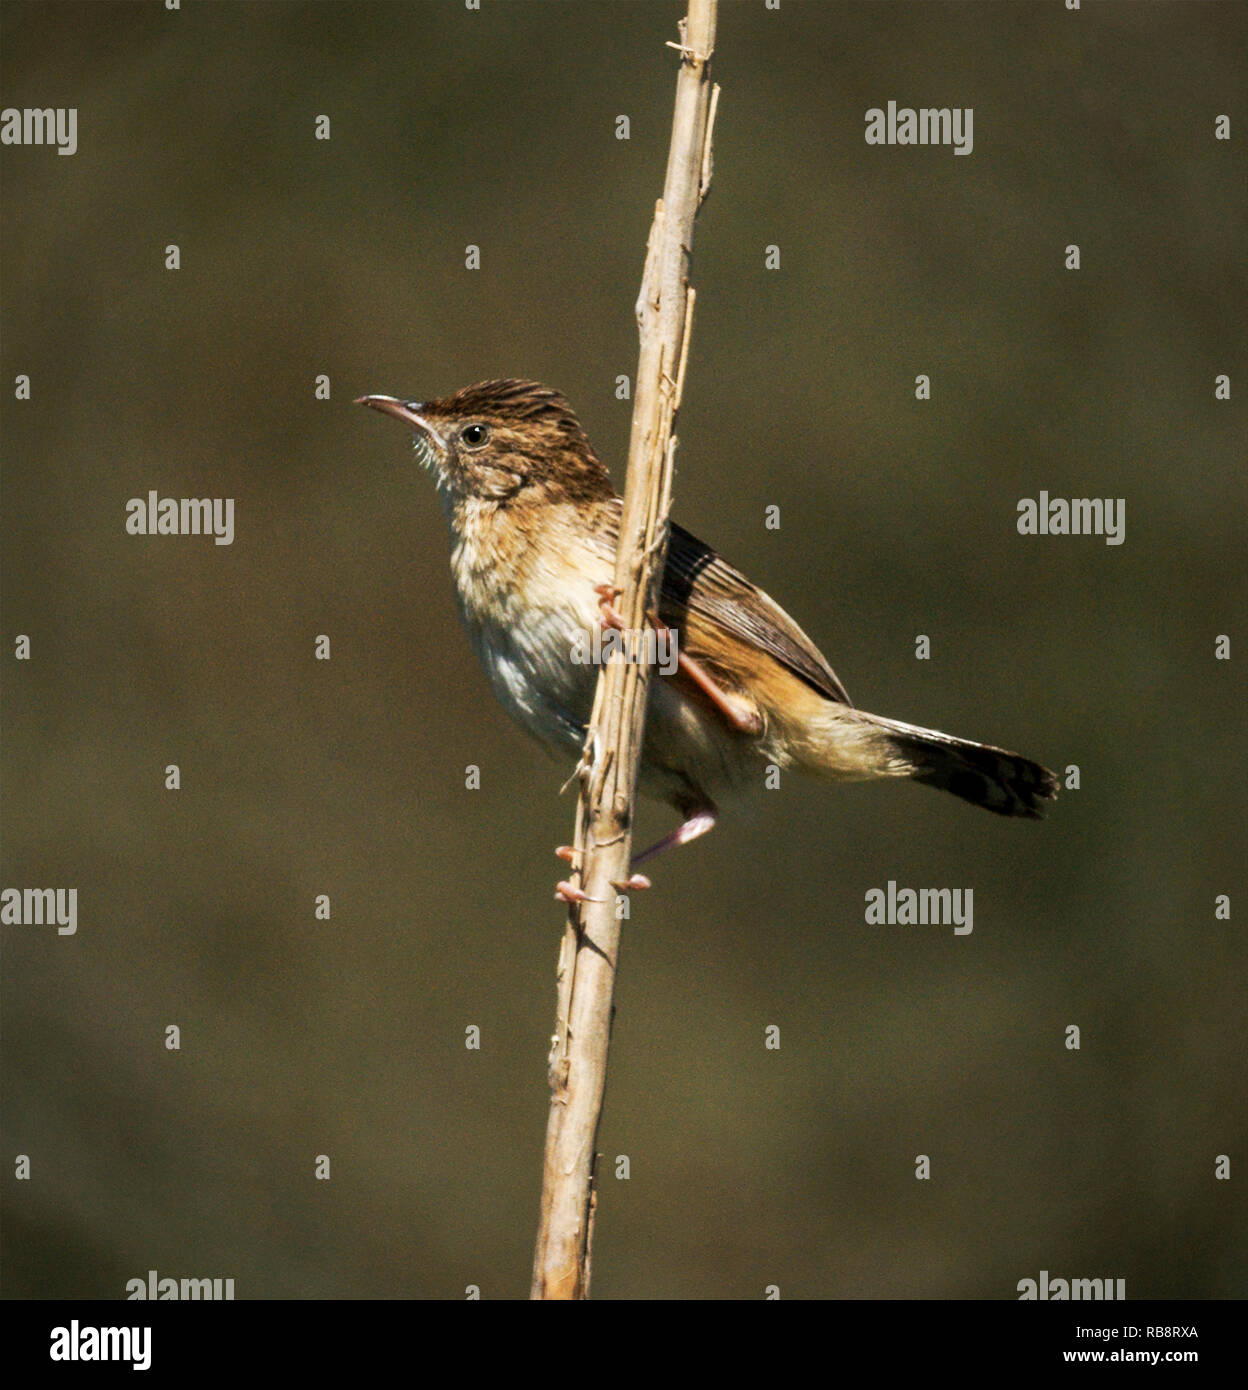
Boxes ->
[358,380,1058,864]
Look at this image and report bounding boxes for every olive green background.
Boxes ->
[2,0,1244,1299]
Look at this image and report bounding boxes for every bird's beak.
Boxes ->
[355,394,447,451]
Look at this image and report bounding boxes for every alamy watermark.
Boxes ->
[865,880,973,935]
[571,625,678,676]
[1019,1270,1126,1301]
[1,887,77,935]
[50,1323,150,1371]
[127,1269,235,1300]
[1017,493,1125,545]
[126,492,234,545]
[1,106,77,155]
[865,101,973,156]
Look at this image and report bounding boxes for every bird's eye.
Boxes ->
[460,423,490,448]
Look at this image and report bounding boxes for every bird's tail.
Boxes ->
[868,714,1059,818]
[790,703,1059,819]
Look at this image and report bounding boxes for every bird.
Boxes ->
[357,379,1058,895]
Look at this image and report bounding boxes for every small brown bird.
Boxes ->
[358,380,1058,886]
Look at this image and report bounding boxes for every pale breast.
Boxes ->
[445,498,761,810]
[449,501,608,756]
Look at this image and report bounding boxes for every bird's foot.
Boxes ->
[595,583,625,631]
[556,846,650,895]
[555,880,602,905]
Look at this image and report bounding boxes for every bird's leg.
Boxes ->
[631,804,718,869]
[594,584,761,737]
[559,585,723,890]
[646,607,764,736]
[556,805,716,892]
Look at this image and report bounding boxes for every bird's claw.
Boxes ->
[595,583,625,630]
[555,880,602,905]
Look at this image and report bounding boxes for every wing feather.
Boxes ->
[592,502,852,707]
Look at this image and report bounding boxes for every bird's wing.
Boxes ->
[663,520,852,707]
[593,502,852,707]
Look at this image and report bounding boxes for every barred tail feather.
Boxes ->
[871,715,1060,818]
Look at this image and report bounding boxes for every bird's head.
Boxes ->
[356,378,614,508]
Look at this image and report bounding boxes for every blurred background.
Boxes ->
[2,0,1244,1299]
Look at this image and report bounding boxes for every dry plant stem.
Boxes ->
[530,0,719,1301]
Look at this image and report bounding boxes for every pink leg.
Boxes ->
[560,587,720,889]
[555,803,715,891]
[631,805,718,869]
[645,608,763,736]
[671,645,763,735]
[596,586,761,737]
